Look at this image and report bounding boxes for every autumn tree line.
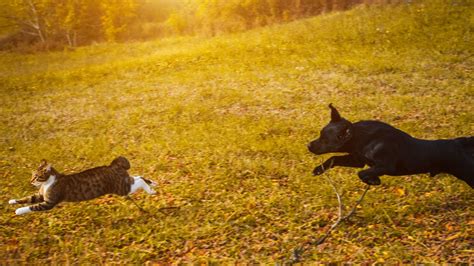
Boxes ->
[0,0,405,50]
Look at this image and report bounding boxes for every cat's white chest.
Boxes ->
[41,175,56,194]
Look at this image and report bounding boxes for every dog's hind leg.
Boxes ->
[451,166,474,188]
[461,175,474,188]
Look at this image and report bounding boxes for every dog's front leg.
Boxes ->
[313,155,365,175]
[357,167,388,185]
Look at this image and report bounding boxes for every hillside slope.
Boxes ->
[1,1,473,263]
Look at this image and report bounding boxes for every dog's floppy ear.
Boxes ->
[329,103,341,122]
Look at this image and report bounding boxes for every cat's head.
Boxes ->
[30,159,53,187]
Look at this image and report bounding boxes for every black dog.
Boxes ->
[307,104,474,188]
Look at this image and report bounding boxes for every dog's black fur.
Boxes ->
[307,104,474,188]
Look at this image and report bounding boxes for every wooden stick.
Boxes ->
[290,160,371,263]
[314,182,370,245]
[126,195,149,213]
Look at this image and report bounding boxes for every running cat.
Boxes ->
[9,156,156,215]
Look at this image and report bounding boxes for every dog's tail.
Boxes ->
[456,137,474,158]
[110,156,131,170]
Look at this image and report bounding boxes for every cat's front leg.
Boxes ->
[15,206,32,215]
[15,200,58,215]
[15,201,58,215]
[9,194,44,205]
[10,194,48,215]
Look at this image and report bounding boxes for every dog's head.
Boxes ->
[308,104,353,155]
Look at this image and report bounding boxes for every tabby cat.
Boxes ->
[9,156,156,215]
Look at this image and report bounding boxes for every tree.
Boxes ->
[1,0,48,43]
[100,0,138,42]
[166,11,186,34]
[0,0,368,49]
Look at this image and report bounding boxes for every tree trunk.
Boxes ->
[26,0,46,43]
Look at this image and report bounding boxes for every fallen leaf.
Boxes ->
[395,188,405,196]
[445,232,462,241]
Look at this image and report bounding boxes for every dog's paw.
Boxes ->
[313,165,325,176]
[149,189,157,195]
[8,199,17,205]
[360,176,381,186]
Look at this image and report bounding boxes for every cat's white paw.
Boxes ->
[8,199,17,205]
[149,189,157,195]
[15,206,31,215]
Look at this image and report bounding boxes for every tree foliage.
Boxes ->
[100,0,138,42]
[0,0,410,50]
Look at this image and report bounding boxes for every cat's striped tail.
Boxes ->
[110,156,131,170]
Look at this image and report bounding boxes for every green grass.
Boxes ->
[1,0,473,263]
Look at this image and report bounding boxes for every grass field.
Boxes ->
[1,0,473,263]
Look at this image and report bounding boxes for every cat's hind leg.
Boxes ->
[130,176,156,195]
[134,176,157,187]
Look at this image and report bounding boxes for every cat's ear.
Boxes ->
[39,159,51,171]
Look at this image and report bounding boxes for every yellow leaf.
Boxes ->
[445,232,462,241]
[445,223,454,231]
[395,188,405,196]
